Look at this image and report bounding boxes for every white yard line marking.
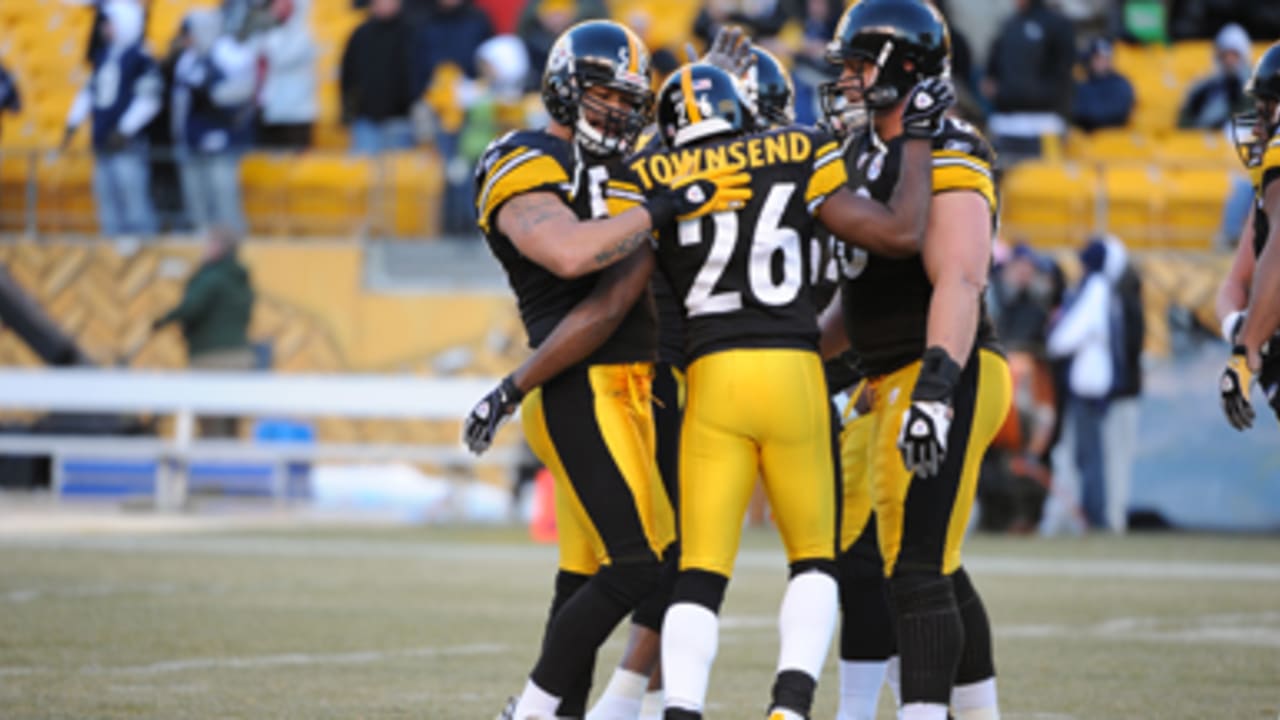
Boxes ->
[3,582,181,604]
[0,643,507,680]
[83,642,507,676]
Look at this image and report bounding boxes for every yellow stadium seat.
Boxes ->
[1169,40,1215,88]
[35,152,95,234]
[1068,128,1156,163]
[1164,167,1230,250]
[378,150,445,238]
[1000,161,1098,248]
[240,153,294,235]
[288,154,373,236]
[1158,130,1236,168]
[1101,164,1162,248]
[0,151,34,231]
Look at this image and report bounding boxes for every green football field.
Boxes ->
[1,521,1278,719]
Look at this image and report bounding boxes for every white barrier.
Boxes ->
[0,369,506,510]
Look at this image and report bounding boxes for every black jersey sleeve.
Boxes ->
[474,131,574,234]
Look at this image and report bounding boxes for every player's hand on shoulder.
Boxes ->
[644,162,752,227]
[463,376,524,455]
[901,77,956,140]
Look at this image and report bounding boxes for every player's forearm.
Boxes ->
[926,272,981,369]
[510,249,655,392]
[1240,228,1280,355]
[818,290,849,360]
[1216,212,1255,323]
[822,139,932,258]
[548,209,654,279]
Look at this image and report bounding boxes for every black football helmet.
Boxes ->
[742,46,795,129]
[657,63,751,149]
[819,0,950,135]
[542,20,653,156]
[1232,41,1280,167]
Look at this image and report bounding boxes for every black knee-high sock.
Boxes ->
[838,549,896,661]
[532,562,660,703]
[889,573,963,706]
[952,567,995,685]
[545,570,593,716]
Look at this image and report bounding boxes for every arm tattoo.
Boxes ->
[508,194,568,236]
[593,230,649,268]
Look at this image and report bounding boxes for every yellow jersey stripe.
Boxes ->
[476,154,571,232]
[480,146,531,192]
[806,155,848,213]
[933,163,996,209]
[932,149,991,172]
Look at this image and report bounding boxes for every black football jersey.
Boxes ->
[633,127,688,367]
[628,125,847,362]
[1248,133,1280,259]
[837,117,1000,377]
[475,129,657,365]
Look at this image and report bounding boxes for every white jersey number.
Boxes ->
[679,183,803,317]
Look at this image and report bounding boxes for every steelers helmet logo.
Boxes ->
[913,91,934,110]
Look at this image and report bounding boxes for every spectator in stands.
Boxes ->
[1178,23,1252,130]
[252,0,319,150]
[519,0,579,93]
[414,0,493,91]
[340,0,420,154]
[993,243,1055,355]
[153,226,255,438]
[1104,239,1144,534]
[1072,37,1136,132]
[694,0,788,47]
[983,0,1077,166]
[1044,237,1127,533]
[793,0,841,126]
[0,58,20,142]
[172,9,256,235]
[448,36,528,235]
[64,0,162,239]
[928,0,983,121]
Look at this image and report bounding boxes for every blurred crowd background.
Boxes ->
[0,0,1277,533]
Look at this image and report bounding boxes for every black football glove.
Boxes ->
[644,162,752,228]
[1220,346,1256,431]
[463,375,524,455]
[901,77,956,140]
[897,346,962,477]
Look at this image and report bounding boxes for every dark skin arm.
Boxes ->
[509,246,657,393]
[1238,181,1280,370]
[818,287,850,360]
[815,138,933,258]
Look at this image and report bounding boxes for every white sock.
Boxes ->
[900,702,948,720]
[837,659,887,720]
[638,690,664,720]
[952,677,1000,720]
[585,668,648,720]
[512,678,560,720]
[776,571,839,678]
[661,602,719,713]
[885,655,902,710]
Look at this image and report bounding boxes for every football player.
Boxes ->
[817,2,1012,720]
[626,62,953,719]
[1219,40,1280,431]
[464,20,750,720]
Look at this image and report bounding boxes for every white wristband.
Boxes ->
[1221,310,1245,344]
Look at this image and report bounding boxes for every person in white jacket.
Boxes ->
[63,0,162,238]
[172,9,256,234]
[1043,237,1127,533]
[252,0,317,150]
